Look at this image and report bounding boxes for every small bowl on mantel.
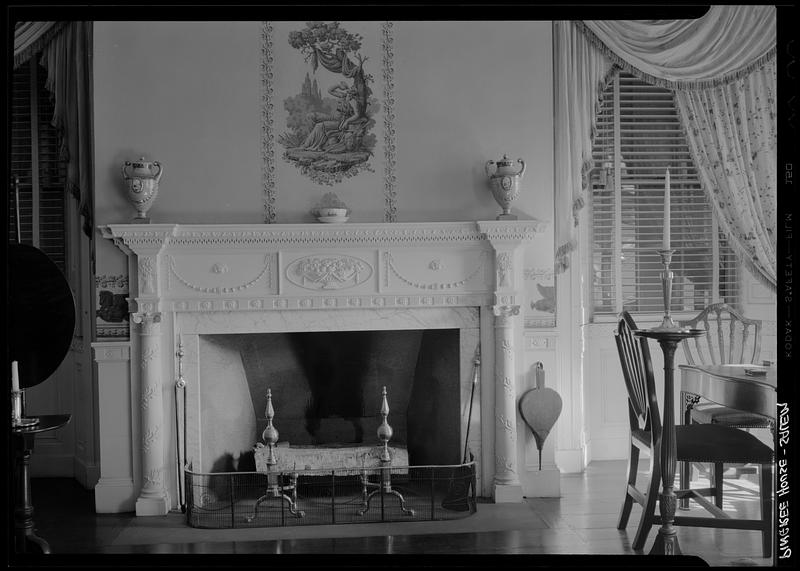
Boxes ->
[314,207,350,223]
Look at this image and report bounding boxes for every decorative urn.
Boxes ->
[121,157,163,223]
[485,154,525,220]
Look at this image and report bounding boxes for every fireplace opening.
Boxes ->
[197,329,462,474]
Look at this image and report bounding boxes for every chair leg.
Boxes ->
[760,462,773,560]
[680,394,692,510]
[679,460,691,510]
[713,462,724,509]
[632,453,660,551]
[617,445,640,530]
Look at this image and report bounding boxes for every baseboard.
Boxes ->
[522,466,561,497]
[585,437,628,463]
[73,456,101,489]
[95,477,137,513]
[555,448,585,473]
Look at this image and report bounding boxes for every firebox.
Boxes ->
[197,328,462,474]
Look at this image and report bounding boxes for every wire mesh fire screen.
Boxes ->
[185,461,477,529]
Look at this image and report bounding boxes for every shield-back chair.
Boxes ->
[615,311,773,557]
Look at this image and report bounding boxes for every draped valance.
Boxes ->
[578,6,776,89]
[13,21,67,69]
[555,6,777,291]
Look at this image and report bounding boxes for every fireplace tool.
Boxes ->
[246,389,304,521]
[358,386,415,517]
[174,337,187,513]
[518,362,562,470]
[442,346,480,511]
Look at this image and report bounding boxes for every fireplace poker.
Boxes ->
[174,338,187,512]
[462,346,480,464]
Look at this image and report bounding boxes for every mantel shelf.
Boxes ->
[100,220,548,251]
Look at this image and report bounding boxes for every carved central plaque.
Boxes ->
[287,254,373,290]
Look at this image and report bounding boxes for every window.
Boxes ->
[590,71,738,316]
[9,56,67,273]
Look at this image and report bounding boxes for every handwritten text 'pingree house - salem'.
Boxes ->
[777,402,790,560]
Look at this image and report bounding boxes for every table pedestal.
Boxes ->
[12,414,71,554]
[634,329,703,556]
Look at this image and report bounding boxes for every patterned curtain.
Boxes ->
[675,61,777,290]
[553,21,614,273]
[574,6,777,291]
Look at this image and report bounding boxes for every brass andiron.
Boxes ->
[246,389,304,521]
[359,386,415,517]
[652,249,684,332]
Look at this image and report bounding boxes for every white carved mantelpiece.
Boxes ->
[99,220,546,513]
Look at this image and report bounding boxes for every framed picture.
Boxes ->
[262,21,397,222]
[95,274,130,339]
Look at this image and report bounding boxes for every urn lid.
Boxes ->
[496,154,514,167]
[130,157,152,168]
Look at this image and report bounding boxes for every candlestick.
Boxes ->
[662,169,671,251]
[652,249,685,332]
[12,360,20,392]
[11,360,38,428]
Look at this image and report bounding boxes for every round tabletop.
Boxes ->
[12,414,71,436]
[634,327,705,342]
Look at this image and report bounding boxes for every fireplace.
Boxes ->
[197,328,463,473]
[95,220,545,515]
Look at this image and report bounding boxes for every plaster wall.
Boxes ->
[93,20,554,280]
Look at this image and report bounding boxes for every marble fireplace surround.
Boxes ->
[97,220,546,516]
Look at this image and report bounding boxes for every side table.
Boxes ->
[12,414,71,554]
[633,328,703,555]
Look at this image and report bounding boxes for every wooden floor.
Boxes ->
[13,460,773,567]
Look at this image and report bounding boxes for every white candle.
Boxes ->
[662,169,671,250]
[12,360,20,392]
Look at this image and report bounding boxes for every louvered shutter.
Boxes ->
[9,57,66,273]
[590,71,738,315]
